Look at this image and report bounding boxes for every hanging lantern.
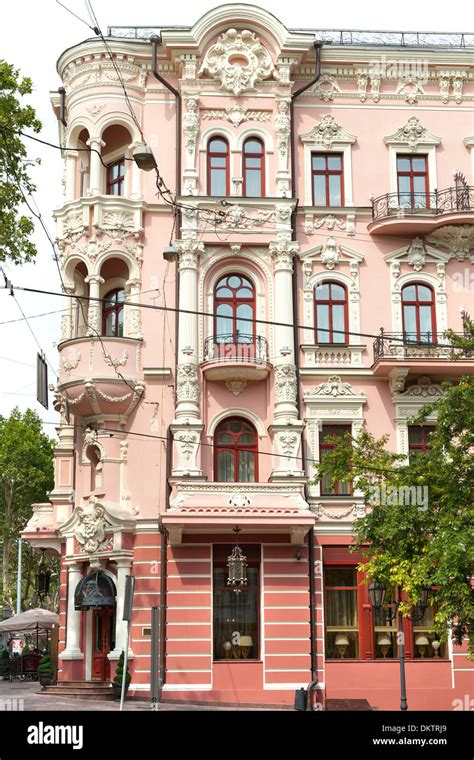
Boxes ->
[35,551,51,600]
[227,529,248,594]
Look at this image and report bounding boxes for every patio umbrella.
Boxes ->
[0,608,59,649]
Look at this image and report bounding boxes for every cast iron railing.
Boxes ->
[203,333,269,363]
[373,330,456,361]
[371,186,474,222]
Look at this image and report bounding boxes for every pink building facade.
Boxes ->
[22,5,474,709]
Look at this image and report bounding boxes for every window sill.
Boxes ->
[213,659,262,664]
[326,658,450,663]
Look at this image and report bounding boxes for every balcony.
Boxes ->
[163,481,313,544]
[300,343,366,373]
[58,336,144,422]
[372,330,473,378]
[368,185,474,236]
[201,334,271,383]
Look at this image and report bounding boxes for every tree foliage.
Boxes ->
[315,329,474,656]
[0,408,54,611]
[0,60,41,265]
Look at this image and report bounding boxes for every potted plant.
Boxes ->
[0,649,10,680]
[112,651,131,699]
[38,653,54,688]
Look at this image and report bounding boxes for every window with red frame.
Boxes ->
[102,288,125,337]
[214,274,255,347]
[208,137,229,196]
[312,153,344,207]
[396,154,429,209]
[324,565,445,660]
[319,425,352,496]
[314,281,348,344]
[213,544,260,661]
[106,159,125,196]
[408,425,434,454]
[243,138,265,197]
[215,417,258,483]
[402,282,436,343]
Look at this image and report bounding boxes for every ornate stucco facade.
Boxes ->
[22,5,473,708]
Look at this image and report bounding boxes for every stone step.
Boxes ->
[40,681,115,701]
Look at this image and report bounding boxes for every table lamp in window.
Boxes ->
[377,634,392,658]
[335,634,349,658]
[415,635,429,658]
[431,639,441,658]
[239,636,253,659]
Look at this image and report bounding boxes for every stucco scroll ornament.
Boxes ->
[313,375,358,397]
[390,116,426,152]
[75,496,108,553]
[403,376,443,398]
[199,28,276,96]
[320,237,340,270]
[311,74,341,102]
[274,101,291,157]
[228,492,252,508]
[183,97,199,154]
[62,352,81,375]
[176,364,199,403]
[306,114,343,150]
[396,76,425,104]
[274,365,297,403]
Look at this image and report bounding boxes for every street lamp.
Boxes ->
[368,580,430,711]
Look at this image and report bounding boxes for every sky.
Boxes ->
[0,0,471,434]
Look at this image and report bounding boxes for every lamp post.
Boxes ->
[369,581,430,711]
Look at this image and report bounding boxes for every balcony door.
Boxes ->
[214,274,256,361]
[396,155,429,209]
[402,283,436,343]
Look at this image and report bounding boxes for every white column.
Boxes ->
[85,275,104,335]
[175,239,204,419]
[128,142,143,199]
[60,286,75,342]
[60,562,84,660]
[271,238,299,420]
[125,277,142,338]
[86,137,105,195]
[269,238,304,479]
[64,151,79,202]
[171,238,205,477]
[109,559,134,660]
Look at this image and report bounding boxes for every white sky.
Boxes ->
[0,0,471,433]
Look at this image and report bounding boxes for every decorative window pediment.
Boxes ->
[385,238,449,272]
[300,115,356,151]
[384,117,441,152]
[393,376,444,455]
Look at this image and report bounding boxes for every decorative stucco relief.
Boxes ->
[199,29,276,96]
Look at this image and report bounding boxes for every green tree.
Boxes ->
[0,60,41,265]
[0,408,54,611]
[315,328,474,656]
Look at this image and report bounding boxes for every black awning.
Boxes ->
[74,570,117,611]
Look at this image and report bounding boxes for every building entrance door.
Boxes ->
[91,608,115,680]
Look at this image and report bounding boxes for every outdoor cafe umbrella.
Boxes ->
[0,608,59,649]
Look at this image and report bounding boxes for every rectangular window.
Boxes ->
[320,425,352,495]
[408,425,434,454]
[413,604,445,658]
[396,154,429,209]
[312,153,343,207]
[106,159,125,196]
[373,588,398,659]
[213,544,260,661]
[324,567,359,658]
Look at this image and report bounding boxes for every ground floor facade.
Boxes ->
[51,526,472,710]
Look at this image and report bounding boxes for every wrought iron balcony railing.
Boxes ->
[371,186,474,222]
[373,330,456,361]
[203,334,269,364]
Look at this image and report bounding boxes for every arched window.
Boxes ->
[207,137,229,196]
[401,283,436,343]
[243,138,265,197]
[314,282,348,344]
[214,417,258,482]
[214,274,255,345]
[102,288,125,337]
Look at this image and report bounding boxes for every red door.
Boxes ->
[92,608,115,681]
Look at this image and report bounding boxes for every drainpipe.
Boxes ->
[150,34,182,237]
[57,87,67,127]
[290,40,323,708]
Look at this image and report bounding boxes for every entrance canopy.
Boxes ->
[0,608,59,634]
[74,570,116,611]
